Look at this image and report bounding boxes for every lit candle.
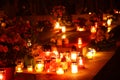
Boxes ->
[71,63,78,73]
[78,38,82,48]
[45,51,51,56]
[78,38,82,45]
[56,67,64,74]
[77,26,85,31]
[16,65,23,72]
[35,63,44,72]
[91,26,96,33]
[86,52,93,59]
[27,65,33,72]
[78,57,84,66]
[71,51,77,62]
[107,27,112,32]
[61,34,66,39]
[107,18,112,26]
[54,22,60,29]
[61,26,66,33]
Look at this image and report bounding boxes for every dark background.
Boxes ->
[0,0,120,16]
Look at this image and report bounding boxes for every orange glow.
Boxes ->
[61,34,66,39]
[35,63,44,72]
[27,65,33,72]
[86,52,93,59]
[45,51,51,56]
[56,67,64,74]
[61,26,66,33]
[71,51,77,61]
[71,63,78,73]
[54,22,61,29]
[0,74,4,80]
[78,38,82,44]
[77,27,85,31]
[16,64,23,73]
[107,19,112,26]
[90,26,96,33]
[78,57,84,66]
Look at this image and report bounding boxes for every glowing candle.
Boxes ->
[35,63,44,72]
[71,63,78,73]
[77,26,85,31]
[16,65,23,72]
[91,26,96,33]
[107,19,112,26]
[61,26,66,33]
[86,52,93,59]
[61,34,66,39]
[56,67,64,74]
[78,57,84,66]
[54,22,60,29]
[45,51,51,56]
[78,38,82,45]
[71,51,77,62]
[27,65,33,72]
[107,27,112,32]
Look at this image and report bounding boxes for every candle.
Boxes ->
[56,67,64,74]
[86,52,93,59]
[16,65,23,72]
[78,38,82,45]
[61,26,66,33]
[90,26,96,33]
[45,51,51,56]
[77,26,85,31]
[71,51,77,62]
[35,63,44,72]
[54,22,60,29]
[107,18,112,26]
[78,57,84,66]
[61,34,66,39]
[71,63,78,73]
[27,65,33,72]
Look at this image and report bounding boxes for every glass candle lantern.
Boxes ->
[16,65,23,72]
[78,38,82,48]
[56,67,64,75]
[16,60,24,72]
[107,18,112,26]
[78,57,84,68]
[71,63,78,73]
[61,26,66,33]
[35,59,44,72]
[78,38,82,45]
[71,51,77,62]
[90,26,96,33]
[86,52,93,59]
[45,51,51,56]
[27,65,33,72]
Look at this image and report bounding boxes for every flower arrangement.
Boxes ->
[0,27,27,67]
